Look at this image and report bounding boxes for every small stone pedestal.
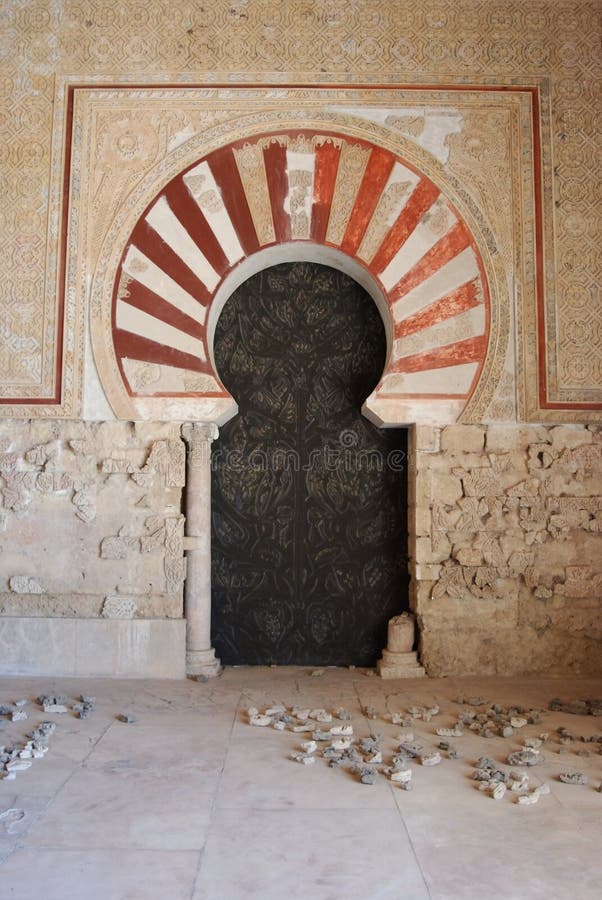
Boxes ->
[377,612,426,679]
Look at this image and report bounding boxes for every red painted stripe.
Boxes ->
[118,278,203,339]
[162,180,229,275]
[341,147,395,254]
[114,330,210,375]
[311,140,341,242]
[390,335,488,374]
[130,225,212,308]
[370,179,440,275]
[395,281,481,338]
[263,141,291,242]
[206,147,260,256]
[390,222,472,302]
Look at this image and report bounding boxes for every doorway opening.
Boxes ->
[211,261,409,665]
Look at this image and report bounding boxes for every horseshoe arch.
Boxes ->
[93,129,492,426]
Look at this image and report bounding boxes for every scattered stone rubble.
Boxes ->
[549,698,602,717]
[242,690,601,803]
[0,693,100,782]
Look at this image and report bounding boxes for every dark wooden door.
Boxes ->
[211,262,408,666]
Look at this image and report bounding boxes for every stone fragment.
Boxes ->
[559,772,587,785]
[517,792,540,805]
[310,669,325,677]
[265,706,286,716]
[6,759,32,772]
[14,700,27,707]
[292,725,312,733]
[366,751,382,764]
[510,717,528,728]
[436,726,463,737]
[117,714,137,724]
[43,704,67,714]
[357,766,377,785]
[300,741,317,754]
[11,711,27,722]
[507,749,542,767]
[315,711,332,724]
[331,737,352,750]
[292,708,309,720]
[396,730,414,742]
[311,731,331,742]
[363,706,378,719]
[359,737,380,754]
[336,708,352,721]
[291,752,315,765]
[73,696,95,719]
[323,747,342,759]
[390,768,412,784]
[273,721,286,731]
[421,751,442,766]
[491,782,507,800]
[502,726,514,738]
[249,713,272,728]
[330,724,353,736]
[509,773,529,792]
[399,742,423,759]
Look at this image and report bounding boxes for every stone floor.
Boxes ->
[0,668,601,900]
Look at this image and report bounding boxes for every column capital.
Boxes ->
[181,421,219,444]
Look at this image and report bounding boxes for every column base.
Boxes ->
[186,648,222,679]
[377,649,426,679]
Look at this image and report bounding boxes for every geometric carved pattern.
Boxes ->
[111,131,490,415]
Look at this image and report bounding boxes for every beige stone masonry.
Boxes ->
[411,423,602,676]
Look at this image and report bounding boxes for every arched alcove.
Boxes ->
[211,261,409,665]
[93,128,492,427]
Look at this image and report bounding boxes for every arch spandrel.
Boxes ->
[94,129,492,425]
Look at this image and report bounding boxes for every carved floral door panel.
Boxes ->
[211,262,408,665]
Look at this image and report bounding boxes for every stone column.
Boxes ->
[181,422,221,678]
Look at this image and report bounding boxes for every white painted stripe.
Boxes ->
[357,162,421,263]
[392,247,479,323]
[379,197,457,291]
[393,305,486,359]
[285,149,316,240]
[116,300,206,361]
[381,362,478,395]
[184,161,244,266]
[145,196,220,293]
[380,162,420,226]
[123,246,207,326]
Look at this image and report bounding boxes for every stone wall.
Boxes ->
[0,421,185,620]
[411,424,602,676]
